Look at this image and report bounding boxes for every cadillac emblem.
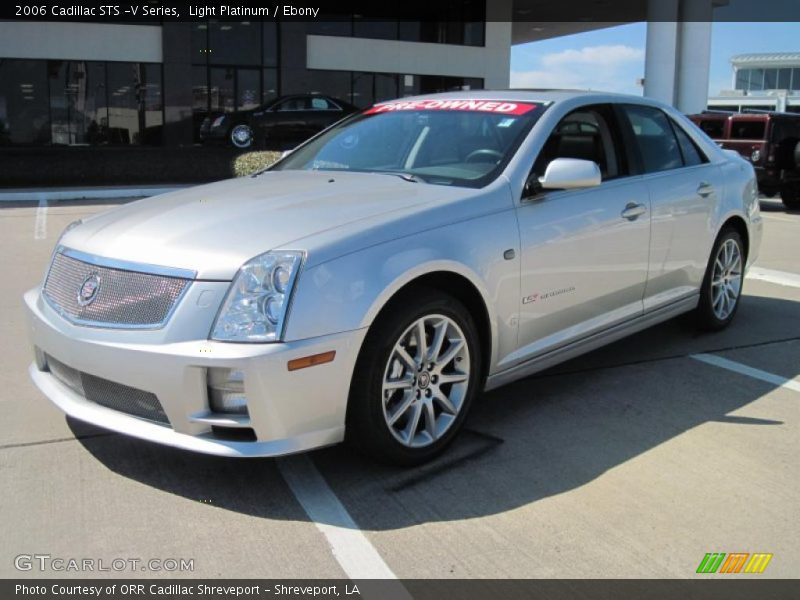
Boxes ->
[77,273,101,307]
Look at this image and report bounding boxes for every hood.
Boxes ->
[60,171,466,280]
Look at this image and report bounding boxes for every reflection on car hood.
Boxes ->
[60,171,466,280]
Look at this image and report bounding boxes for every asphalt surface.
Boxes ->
[0,196,798,580]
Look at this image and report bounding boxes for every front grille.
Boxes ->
[46,354,170,425]
[43,251,190,328]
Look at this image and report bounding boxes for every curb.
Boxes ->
[0,186,189,203]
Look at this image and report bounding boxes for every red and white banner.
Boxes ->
[364,99,538,116]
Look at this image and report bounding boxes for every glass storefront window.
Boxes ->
[353,20,398,40]
[209,67,236,113]
[777,68,791,90]
[792,68,800,91]
[263,69,278,104]
[263,21,278,68]
[49,60,107,145]
[735,69,749,90]
[237,69,261,110]
[748,69,765,91]
[763,68,777,90]
[106,62,163,145]
[209,20,261,66]
[0,59,50,145]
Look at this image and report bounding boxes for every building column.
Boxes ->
[644,0,713,113]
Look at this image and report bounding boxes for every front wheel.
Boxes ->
[346,289,482,465]
[229,123,254,149]
[696,229,745,331]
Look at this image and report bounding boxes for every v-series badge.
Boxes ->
[523,286,576,304]
[28,5,180,17]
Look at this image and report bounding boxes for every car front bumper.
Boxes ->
[24,287,366,457]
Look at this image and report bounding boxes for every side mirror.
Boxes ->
[538,158,602,190]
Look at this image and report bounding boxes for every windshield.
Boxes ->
[271,99,548,187]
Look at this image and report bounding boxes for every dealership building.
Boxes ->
[707,53,800,113]
[0,0,727,149]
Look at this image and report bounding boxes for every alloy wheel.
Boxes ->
[230,124,253,148]
[711,238,742,320]
[381,314,470,448]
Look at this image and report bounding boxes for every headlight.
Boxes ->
[212,115,226,128]
[751,149,761,162]
[211,251,303,342]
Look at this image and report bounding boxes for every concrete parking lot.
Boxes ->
[0,196,797,579]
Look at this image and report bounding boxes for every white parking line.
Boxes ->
[761,214,797,224]
[691,353,800,393]
[277,454,403,582]
[746,267,800,289]
[34,197,47,240]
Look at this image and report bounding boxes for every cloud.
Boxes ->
[540,45,644,68]
[511,44,645,95]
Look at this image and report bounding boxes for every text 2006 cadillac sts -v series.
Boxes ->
[25,91,762,465]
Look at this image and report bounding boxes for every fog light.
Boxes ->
[207,368,248,415]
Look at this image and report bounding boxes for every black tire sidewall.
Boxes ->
[347,289,483,465]
[697,229,745,331]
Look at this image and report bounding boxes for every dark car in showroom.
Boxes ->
[689,110,800,209]
[199,94,358,149]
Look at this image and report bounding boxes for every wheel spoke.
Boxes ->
[423,402,437,439]
[402,402,423,443]
[384,376,414,391]
[428,319,447,363]
[387,392,415,426]
[414,320,427,363]
[394,344,417,371]
[437,371,468,386]
[435,339,465,371]
[432,388,457,415]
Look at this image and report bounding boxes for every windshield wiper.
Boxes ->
[376,171,425,183]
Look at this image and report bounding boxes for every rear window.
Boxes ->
[730,121,766,140]
[697,119,725,138]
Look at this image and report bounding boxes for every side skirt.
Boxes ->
[484,294,699,391]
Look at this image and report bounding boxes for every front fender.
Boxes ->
[284,209,521,374]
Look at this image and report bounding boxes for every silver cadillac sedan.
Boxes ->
[25,91,762,465]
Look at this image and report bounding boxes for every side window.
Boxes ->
[671,120,707,167]
[311,97,339,110]
[275,98,310,112]
[621,105,683,173]
[532,105,623,181]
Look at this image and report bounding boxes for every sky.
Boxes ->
[510,22,800,97]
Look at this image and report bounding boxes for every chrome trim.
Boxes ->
[60,246,197,280]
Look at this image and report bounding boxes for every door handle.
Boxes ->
[621,202,646,221]
[697,182,714,197]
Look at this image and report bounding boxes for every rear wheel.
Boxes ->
[346,288,482,465]
[696,229,745,331]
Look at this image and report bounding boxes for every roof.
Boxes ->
[731,53,800,67]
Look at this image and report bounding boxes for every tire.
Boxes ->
[346,287,483,466]
[780,183,800,210]
[696,228,745,331]
[229,123,254,149]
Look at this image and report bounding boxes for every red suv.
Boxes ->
[689,111,800,209]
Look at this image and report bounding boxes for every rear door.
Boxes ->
[617,104,722,311]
